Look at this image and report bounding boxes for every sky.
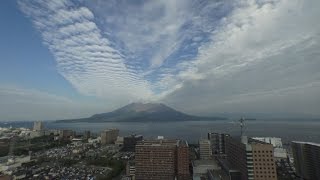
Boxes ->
[1,0,320,121]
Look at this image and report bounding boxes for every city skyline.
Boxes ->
[1,0,320,121]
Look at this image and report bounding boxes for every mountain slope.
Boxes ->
[55,103,226,123]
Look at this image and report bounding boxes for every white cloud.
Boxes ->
[162,0,320,117]
[19,0,154,105]
[17,0,320,118]
[86,0,227,69]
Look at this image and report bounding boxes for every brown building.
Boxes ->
[177,140,191,180]
[100,128,119,145]
[226,136,277,180]
[0,175,12,180]
[292,141,320,180]
[135,139,190,180]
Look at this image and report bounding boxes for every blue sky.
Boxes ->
[1,0,320,121]
[0,1,77,96]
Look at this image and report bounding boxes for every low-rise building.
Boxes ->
[115,136,124,147]
[193,159,221,179]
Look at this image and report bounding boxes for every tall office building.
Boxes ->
[177,140,191,180]
[123,134,143,152]
[291,141,320,180]
[208,132,230,155]
[33,121,44,131]
[135,139,190,180]
[226,136,277,180]
[100,128,119,145]
[199,139,212,160]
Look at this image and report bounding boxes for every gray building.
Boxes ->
[292,141,320,180]
[123,134,143,152]
[33,121,44,131]
[199,139,212,160]
[208,133,230,155]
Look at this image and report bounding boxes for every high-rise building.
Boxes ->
[100,128,119,145]
[33,121,44,131]
[291,141,320,180]
[199,139,212,160]
[135,139,190,180]
[208,132,230,155]
[226,136,277,180]
[177,140,191,180]
[123,134,143,152]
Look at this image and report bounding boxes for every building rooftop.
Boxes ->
[136,139,178,147]
[208,169,230,180]
[193,159,219,167]
[103,128,119,132]
[292,141,320,147]
[125,134,142,138]
[216,158,239,173]
[248,138,269,145]
[177,139,188,147]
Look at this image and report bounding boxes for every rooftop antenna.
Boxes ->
[239,117,245,137]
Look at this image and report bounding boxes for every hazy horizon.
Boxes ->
[1,0,320,121]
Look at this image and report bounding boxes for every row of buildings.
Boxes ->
[198,133,320,180]
[127,134,280,180]
[5,121,320,180]
[198,135,277,180]
[121,133,286,180]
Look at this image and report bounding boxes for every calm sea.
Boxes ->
[1,120,319,144]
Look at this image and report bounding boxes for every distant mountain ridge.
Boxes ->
[56,103,227,123]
